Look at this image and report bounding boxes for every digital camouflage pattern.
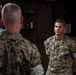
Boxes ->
[0,30,41,75]
[44,35,76,75]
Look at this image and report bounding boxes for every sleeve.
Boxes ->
[71,41,76,72]
[70,41,76,58]
[0,39,6,75]
[30,44,44,75]
[44,40,50,56]
[31,64,44,75]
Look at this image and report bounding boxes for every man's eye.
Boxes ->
[59,26,62,28]
[55,26,57,28]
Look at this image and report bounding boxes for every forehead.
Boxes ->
[55,22,64,26]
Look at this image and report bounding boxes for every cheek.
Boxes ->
[54,28,56,32]
[60,28,65,32]
[54,27,57,31]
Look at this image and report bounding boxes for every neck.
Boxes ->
[55,34,64,40]
[5,24,20,33]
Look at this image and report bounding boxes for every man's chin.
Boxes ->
[56,33,60,36]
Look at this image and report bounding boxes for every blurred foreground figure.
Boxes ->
[0,3,44,75]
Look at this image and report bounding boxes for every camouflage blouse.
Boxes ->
[0,31,41,75]
[44,35,76,75]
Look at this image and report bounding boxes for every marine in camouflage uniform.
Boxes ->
[0,30,44,75]
[44,35,76,75]
[0,2,44,75]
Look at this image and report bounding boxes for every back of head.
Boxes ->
[1,3,22,25]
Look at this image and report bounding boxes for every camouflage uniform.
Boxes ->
[44,35,76,75]
[0,30,42,75]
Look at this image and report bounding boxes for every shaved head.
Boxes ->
[1,3,22,24]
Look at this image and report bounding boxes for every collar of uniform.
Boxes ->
[2,30,23,40]
[53,35,66,46]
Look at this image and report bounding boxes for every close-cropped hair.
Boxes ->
[1,3,22,24]
[55,19,66,26]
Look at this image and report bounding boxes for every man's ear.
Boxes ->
[20,16,23,24]
[0,19,4,26]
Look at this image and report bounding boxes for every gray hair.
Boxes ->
[1,3,22,24]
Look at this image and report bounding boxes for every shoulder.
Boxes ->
[64,35,76,43]
[44,35,55,45]
[21,38,39,53]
